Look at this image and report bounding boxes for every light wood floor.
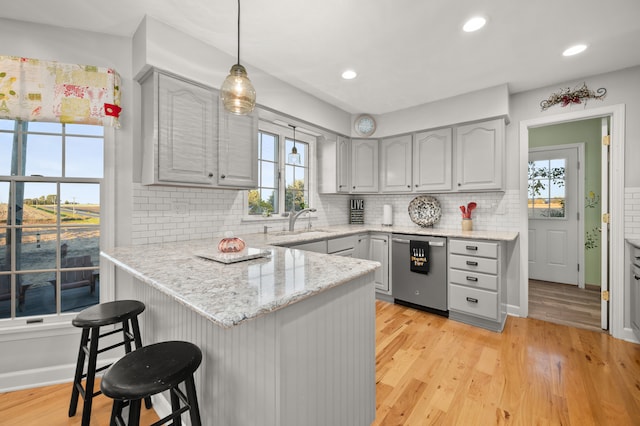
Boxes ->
[0,378,160,425]
[2,301,639,425]
[529,279,602,332]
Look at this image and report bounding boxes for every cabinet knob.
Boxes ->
[208,172,213,177]
[407,185,410,188]
[353,186,356,189]
[458,183,461,186]
[415,184,418,187]
[221,174,226,179]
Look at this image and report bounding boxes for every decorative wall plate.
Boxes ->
[354,114,376,137]
[408,195,442,227]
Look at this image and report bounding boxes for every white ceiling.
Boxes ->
[3,0,640,115]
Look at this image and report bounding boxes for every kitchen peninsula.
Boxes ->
[101,237,379,426]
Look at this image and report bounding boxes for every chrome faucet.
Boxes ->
[288,208,317,231]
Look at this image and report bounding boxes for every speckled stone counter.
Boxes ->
[101,238,380,328]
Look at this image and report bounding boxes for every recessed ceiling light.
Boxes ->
[563,44,587,56]
[463,16,486,32]
[342,70,357,80]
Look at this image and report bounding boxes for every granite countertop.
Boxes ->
[101,238,380,328]
[102,225,518,329]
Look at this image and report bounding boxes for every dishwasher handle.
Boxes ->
[392,238,444,247]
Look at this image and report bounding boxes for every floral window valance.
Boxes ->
[0,55,122,128]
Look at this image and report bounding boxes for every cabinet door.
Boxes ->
[354,234,370,259]
[218,107,259,188]
[455,118,504,191]
[318,135,350,194]
[157,73,216,184]
[370,234,389,292]
[351,139,379,193]
[337,137,351,193]
[380,135,412,193]
[414,128,452,191]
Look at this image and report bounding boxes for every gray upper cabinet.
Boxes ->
[318,135,351,194]
[351,138,379,193]
[455,118,505,191]
[140,69,258,189]
[140,71,217,186]
[380,135,412,193]
[413,128,452,192]
[217,104,259,188]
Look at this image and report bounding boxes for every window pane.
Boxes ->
[66,137,104,178]
[17,226,56,271]
[259,189,277,214]
[14,272,57,318]
[60,183,100,224]
[0,132,12,175]
[27,122,62,134]
[61,226,100,266]
[25,134,62,176]
[0,182,8,224]
[260,133,277,162]
[260,161,277,189]
[0,119,15,131]
[20,182,58,225]
[66,124,104,137]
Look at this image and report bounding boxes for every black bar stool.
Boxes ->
[101,340,203,426]
[69,299,150,426]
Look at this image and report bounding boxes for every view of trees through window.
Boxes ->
[0,120,102,320]
[249,129,310,216]
[528,159,566,218]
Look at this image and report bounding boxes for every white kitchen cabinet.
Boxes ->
[455,118,505,191]
[448,239,506,332]
[140,70,217,186]
[369,233,390,293]
[354,234,370,260]
[631,245,640,340]
[217,104,259,188]
[351,139,379,193]
[413,128,452,192]
[318,135,350,194]
[380,135,413,193]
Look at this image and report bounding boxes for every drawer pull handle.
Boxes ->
[466,276,478,282]
[635,275,640,280]
[466,297,478,304]
[466,245,478,251]
[466,261,478,266]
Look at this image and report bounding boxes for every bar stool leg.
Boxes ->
[110,400,124,426]
[127,399,142,426]
[80,326,101,426]
[129,316,152,410]
[69,328,90,416]
[185,375,202,426]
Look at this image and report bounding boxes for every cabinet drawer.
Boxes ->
[450,254,497,275]
[449,239,498,258]
[449,268,498,291]
[633,246,640,268]
[449,284,498,320]
[327,235,356,254]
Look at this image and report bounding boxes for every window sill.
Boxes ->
[0,315,77,341]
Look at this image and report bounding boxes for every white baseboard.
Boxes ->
[0,357,118,393]
[506,304,523,317]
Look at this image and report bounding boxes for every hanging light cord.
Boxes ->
[236,0,241,65]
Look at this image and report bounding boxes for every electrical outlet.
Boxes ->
[172,200,189,215]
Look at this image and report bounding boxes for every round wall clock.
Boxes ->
[354,114,376,137]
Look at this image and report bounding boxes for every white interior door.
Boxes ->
[601,118,610,330]
[528,146,581,285]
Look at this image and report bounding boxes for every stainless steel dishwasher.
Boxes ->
[392,234,448,316]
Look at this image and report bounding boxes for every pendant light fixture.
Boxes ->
[221,0,256,115]
[288,125,301,165]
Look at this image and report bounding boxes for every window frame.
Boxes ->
[245,121,316,221]
[0,120,112,329]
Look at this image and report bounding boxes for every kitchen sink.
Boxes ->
[270,229,330,237]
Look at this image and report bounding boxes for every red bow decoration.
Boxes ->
[104,103,122,118]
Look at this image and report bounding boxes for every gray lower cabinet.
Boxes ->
[369,233,390,293]
[448,238,506,332]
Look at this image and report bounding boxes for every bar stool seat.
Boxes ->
[101,340,202,426]
[69,300,149,426]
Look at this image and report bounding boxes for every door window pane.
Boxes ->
[528,158,566,219]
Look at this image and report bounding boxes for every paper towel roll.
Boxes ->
[382,204,393,226]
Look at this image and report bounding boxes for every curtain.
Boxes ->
[0,55,121,128]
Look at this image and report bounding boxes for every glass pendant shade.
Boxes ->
[288,145,301,165]
[221,64,256,115]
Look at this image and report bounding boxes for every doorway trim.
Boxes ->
[519,104,626,339]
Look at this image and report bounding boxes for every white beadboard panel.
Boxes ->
[127,273,375,426]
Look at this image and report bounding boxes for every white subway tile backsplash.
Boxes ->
[625,187,640,239]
